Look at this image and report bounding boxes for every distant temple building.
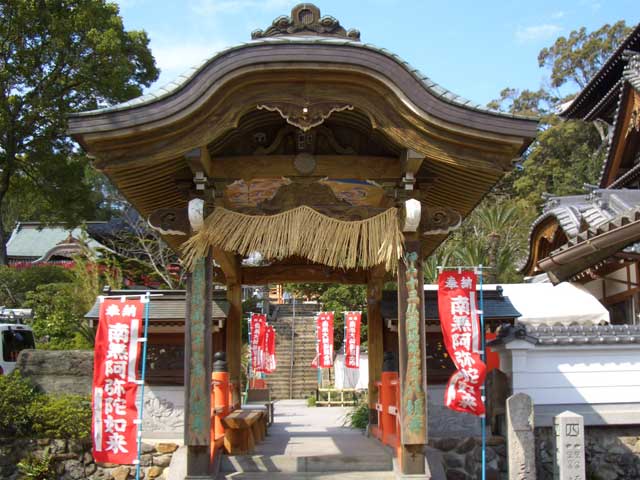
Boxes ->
[523,23,640,325]
[5,221,110,267]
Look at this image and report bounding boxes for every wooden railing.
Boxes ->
[316,388,360,406]
[370,371,400,450]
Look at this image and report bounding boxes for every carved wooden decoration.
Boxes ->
[403,199,421,232]
[251,4,360,41]
[421,205,462,235]
[253,125,356,156]
[148,207,190,236]
[627,91,640,137]
[257,102,354,132]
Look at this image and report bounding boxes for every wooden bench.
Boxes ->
[245,388,274,425]
[221,409,266,454]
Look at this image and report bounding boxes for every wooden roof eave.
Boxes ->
[68,42,537,155]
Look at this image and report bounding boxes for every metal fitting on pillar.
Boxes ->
[213,351,228,372]
[382,351,398,373]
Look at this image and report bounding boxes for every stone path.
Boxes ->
[220,400,395,478]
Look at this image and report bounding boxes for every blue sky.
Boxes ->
[115,0,639,106]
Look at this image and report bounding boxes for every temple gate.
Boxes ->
[69,4,536,477]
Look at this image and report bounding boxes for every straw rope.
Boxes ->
[181,205,404,272]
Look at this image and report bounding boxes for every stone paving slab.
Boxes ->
[222,399,393,474]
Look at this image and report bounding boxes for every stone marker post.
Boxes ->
[553,411,585,480]
[506,393,537,479]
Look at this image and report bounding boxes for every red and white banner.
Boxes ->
[315,312,334,368]
[92,297,143,464]
[344,311,361,369]
[264,324,277,373]
[250,313,267,373]
[437,271,487,416]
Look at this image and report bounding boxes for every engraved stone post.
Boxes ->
[506,393,536,480]
[553,411,585,480]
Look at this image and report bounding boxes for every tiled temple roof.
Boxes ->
[490,323,640,346]
[73,36,533,122]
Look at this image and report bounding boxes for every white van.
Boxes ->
[0,308,35,375]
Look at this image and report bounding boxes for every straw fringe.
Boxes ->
[181,206,404,272]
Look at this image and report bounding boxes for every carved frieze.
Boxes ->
[235,181,387,220]
[257,102,354,132]
[251,4,360,41]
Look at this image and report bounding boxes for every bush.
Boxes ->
[343,402,369,430]
[17,448,55,480]
[0,372,40,437]
[25,282,94,349]
[307,395,316,407]
[29,394,92,439]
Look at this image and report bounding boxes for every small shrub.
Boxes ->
[307,395,316,407]
[29,394,92,439]
[343,402,369,430]
[0,372,40,437]
[17,448,56,480]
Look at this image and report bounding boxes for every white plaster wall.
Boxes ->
[496,342,640,406]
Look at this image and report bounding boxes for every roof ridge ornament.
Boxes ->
[251,3,360,41]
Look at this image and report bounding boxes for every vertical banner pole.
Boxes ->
[479,267,486,480]
[135,292,151,480]
[246,313,252,397]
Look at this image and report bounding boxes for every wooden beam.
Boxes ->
[401,149,425,176]
[184,251,213,476]
[209,155,400,180]
[226,283,242,408]
[185,146,214,178]
[213,248,243,408]
[240,264,368,285]
[212,247,241,285]
[367,264,385,426]
[397,236,427,475]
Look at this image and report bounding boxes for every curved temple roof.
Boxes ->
[68,4,538,262]
[68,4,537,138]
[72,36,532,124]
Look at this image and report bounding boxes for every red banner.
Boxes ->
[315,312,334,368]
[344,311,361,369]
[250,313,267,373]
[264,324,277,373]
[437,271,487,416]
[92,297,143,464]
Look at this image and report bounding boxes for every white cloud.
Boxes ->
[516,24,563,43]
[551,11,566,19]
[190,0,290,16]
[153,42,223,72]
[147,40,229,90]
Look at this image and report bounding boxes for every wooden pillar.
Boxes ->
[226,282,242,407]
[397,236,428,475]
[367,265,385,425]
[184,252,213,478]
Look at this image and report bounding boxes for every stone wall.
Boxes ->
[16,350,93,395]
[536,426,640,480]
[0,437,178,480]
[428,436,506,480]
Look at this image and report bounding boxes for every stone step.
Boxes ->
[218,473,396,480]
[221,453,393,473]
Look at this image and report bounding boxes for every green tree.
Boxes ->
[0,0,159,264]
[25,240,122,348]
[539,20,631,90]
